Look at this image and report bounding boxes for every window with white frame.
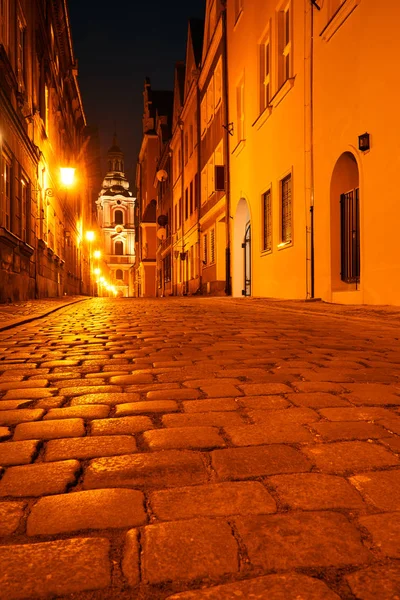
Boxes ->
[259,29,271,112]
[236,77,245,143]
[280,173,292,245]
[262,189,272,252]
[277,1,292,89]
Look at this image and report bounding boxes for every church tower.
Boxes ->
[96,136,135,296]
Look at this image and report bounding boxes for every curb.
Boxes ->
[0,298,91,332]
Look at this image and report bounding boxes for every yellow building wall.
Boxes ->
[314,0,400,305]
[228,0,307,299]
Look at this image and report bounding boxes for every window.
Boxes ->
[184,131,188,164]
[164,253,171,283]
[277,2,291,89]
[203,233,208,264]
[116,269,123,280]
[0,0,9,50]
[189,123,194,155]
[262,189,272,252]
[340,189,360,283]
[1,152,12,230]
[207,78,214,124]
[259,32,271,112]
[236,77,245,143]
[21,177,28,242]
[280,173,292,244]
[114,210,123,225]
[115,241,123,255]
[201,97,207,138]
[201,166,207,205]
[178,198,182,229]
[214,59,222,108]
[207,155,215,199]
[185,187,189,221]
[210,228,215,263]
[189,180,194,215]
[17,12,27,92]
[174,203,178,232]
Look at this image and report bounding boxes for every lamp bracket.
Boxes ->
[222,122,234,136]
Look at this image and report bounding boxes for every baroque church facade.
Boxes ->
[96,139,135,297]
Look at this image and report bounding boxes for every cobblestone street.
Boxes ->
[0,297,400,599]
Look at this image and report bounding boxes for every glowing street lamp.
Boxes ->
[60,167,76,187]
[93,250,101,260]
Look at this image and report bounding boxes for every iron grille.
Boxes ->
[340,188,360,283]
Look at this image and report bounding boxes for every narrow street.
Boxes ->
[0,297,400,599]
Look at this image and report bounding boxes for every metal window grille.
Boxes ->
[340,188,360,283]
[262,189,272,251]
[281,174,292,243]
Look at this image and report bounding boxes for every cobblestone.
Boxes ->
[149,481,276,520]
[0,440,39,465]
[13,417,85,441]
[90,415,154,435]
[27,488,146,535]
[44,435,137,461]
[0,501,26,535]
[235,512,372,569]
[0,537,110,598]
[84,450,208,489]
[141,518,239,584]
[1,296,400,597]
[0,409,44,426]
[0,460,79,496]
[143,426,226,450]
[166,574,341,599]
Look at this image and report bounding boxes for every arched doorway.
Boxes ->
[330,152,360,291]
[233,197,251,297]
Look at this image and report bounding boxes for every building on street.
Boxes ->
[0,0,95,302]
[96,137,135,297]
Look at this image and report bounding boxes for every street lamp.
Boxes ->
[85,231,95,296]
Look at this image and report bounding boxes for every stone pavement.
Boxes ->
[0,296,400,599]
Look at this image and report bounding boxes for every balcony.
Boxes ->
[108,255,135,265]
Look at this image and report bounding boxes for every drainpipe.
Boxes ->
[221,4,232,296]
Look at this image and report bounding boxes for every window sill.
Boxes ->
[231,139,246,157]
[261,248,273,256]
[320,0,360,42]
[252,107,272,131]
[269,78,295,109]
[277,240,292,250]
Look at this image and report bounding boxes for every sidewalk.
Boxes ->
[0,297,89,331]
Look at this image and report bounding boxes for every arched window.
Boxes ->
[116,269,123,280]
[115,210,123,225]
[115,241,123,255]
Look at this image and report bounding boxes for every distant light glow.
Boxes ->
[86,231,95,242]
[93,250,101,259]
[60,167,76,187]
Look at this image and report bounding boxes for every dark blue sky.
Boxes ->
[68,0,205,186]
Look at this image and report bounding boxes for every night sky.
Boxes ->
[68,0,206,188]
